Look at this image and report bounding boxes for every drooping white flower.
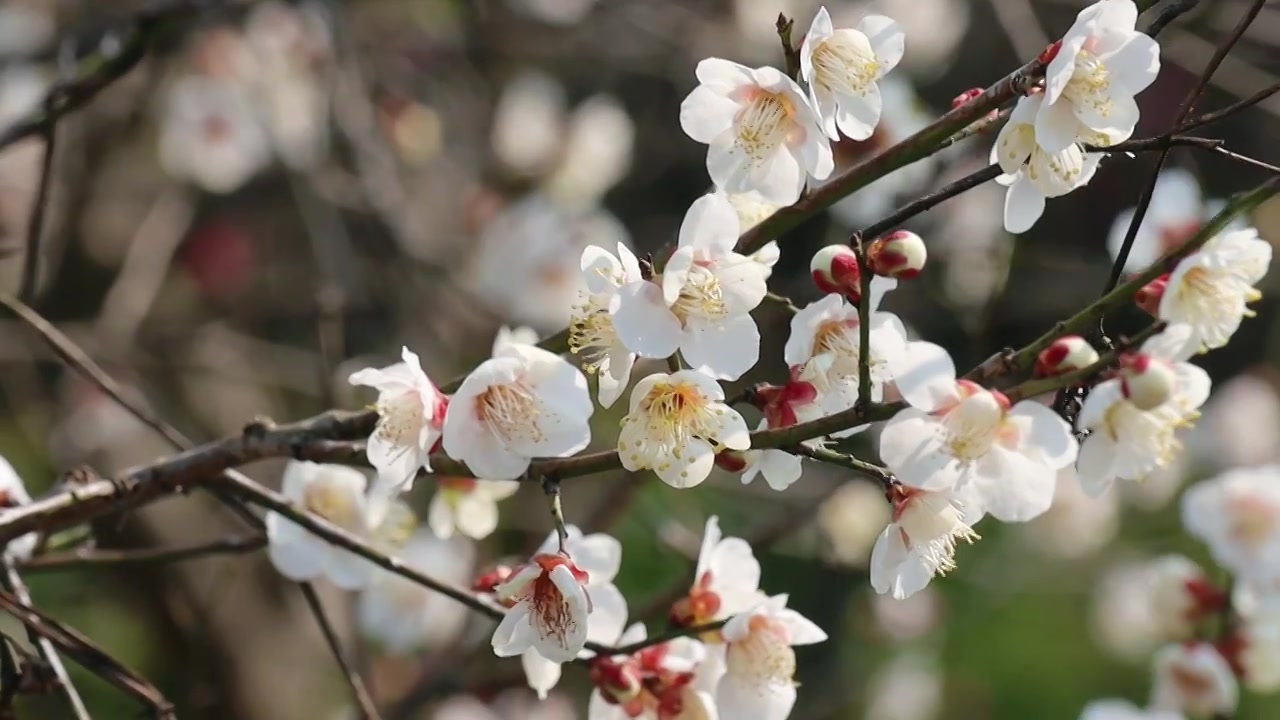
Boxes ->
[739,439,805,492]
[427,477,521,540]
[672,516,767,628]
[1182,464,1280,587]
[1077,324,1210,497]
[158,74,271,194]
[357,530,476,654]
[1037,0,1161,153]
[783,284,905,417]
[492,552,593,663]
[680,59,833,206]
[1158,227,1271,351]
[0,455,37,562]
[870,484,982,599]
[1149,643,1238,717]
[716,595,827,720]
[992,94,1104,234]
[1079,700,1185,720]
[618,371,751,488]
[570,243,644,408]
[521,527,626,699]
[349,346,446,495]
[879,341,1079,521]
[265,461,377,590]
[443,342,593,481]
[800,7,905,141]
[612,194,769,380]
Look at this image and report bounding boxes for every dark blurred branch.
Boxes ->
[20,535,266,571]
[0,589,175,718]
[17,92,58,303]
[0,561,89,720]
[1145,0,1200,37]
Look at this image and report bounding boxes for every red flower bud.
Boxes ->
[1135,274,1170,316]
[1039,39,1063,65]
[866,230,927,279]
[811,245,862,304]
[1035,335,1099,377]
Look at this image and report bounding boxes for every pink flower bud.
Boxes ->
[1135,274,1170,316]
[1035,335,1099,377]
[951,88,984,110]
[713,450,748,473]
[755,376,819,428]
[867,230,927,279]
[811,244,862,303]
[1038,39,1062,65]
[589,658,644,706]
[1120,352,1176,411]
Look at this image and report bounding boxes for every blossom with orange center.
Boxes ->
[492,552,593,663]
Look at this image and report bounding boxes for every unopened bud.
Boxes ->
[589,658,643,705]
[951,88,984,110]
[472,564,515,593]
[811,244,862,303]
[1120,353,1176,411]
[1135,274,1170,316]
[755,379,819,428]
[1039,39,1063,65]
[1035,335,1099,377]
[714,450,748,473]
[867,230,927,279]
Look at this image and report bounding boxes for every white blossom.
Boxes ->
[618,371,751,488]
[492,552,593,663]
[1149,643,1238,717]
[1182,464,1280,587]
[427,478,521,540]
[672,516,767,627]
[1037,0,1161,152]
[349,346,445,496]
[716,595,827,720]
[992,94,1104,234]
[158,74,271,193]
[1107,168,1227,274]
[1237,597,1280,692]
[357,530,476,653]
[265,461,377,590]
[587,626,715,720]
[1159,227,1270,351]
[1079,700,1185,720]
[612,194,769,380]
[740,437,805,492]
[570,243,644,408]
[1077,324,1210,497]
[800,7,905,141]
[880,341,1079,521]
[680,59,833,206]
[1145,554,1221,641]
[443,342,593,480]
[870,484,982,599]
[1022,467,1120,560]
[719,189,782,232]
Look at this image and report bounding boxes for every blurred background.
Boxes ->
[0,0,1278,718]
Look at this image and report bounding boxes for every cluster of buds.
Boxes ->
[1118,351,1178,411]
[810,231,927,301]
[1034,335,1100,377]
[589,647,699,718]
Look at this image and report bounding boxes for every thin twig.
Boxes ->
[763,291,801,314]
[1003,322,1167,403]
[1178,81,1280,133]
[786,445,894,487]
[298,583,382,720]
[1145,0,1201,38]
[775,14,801,80]
[20,535,266,572]
[854,238,872,411]
[17,89,59,303]
[1,561,90,720]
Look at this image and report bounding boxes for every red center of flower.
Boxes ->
[756,376,819,429]
[440,476,477,493]
[527,553,590,644]
[669,570,722,627]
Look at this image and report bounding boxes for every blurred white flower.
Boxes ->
[1037,0,1160,153]
[864,650,943,720]
[570,243,644,408]
[428,478,521,540]
[618,371,751,489]
[357,530,475,653]
[992,94,1103,234]
[435,695,501,720]
[265,461,376,589]
[1076,325,1210,497]
[1149,643,1238,717]
[1091,559,1165,662]
[1145,554,1225,642]
[1078,700,1184,720]
[870,586,941,641]
[492,70,567,176]
[491,687,582,720]
[717,595,827,720]
[349,346,446,497]
[1182,464,1280,587]
[0,5,52,56]
[680,59,832,206]
[546,95,634,208]
[1158,227,1270,351]
[1022,467,1120,559]
[158,74,272,193]
[1189,373,1280,470]
[819,481,893,567]
[800,8,905,141]
[464,193,632,331]
[444,341,593,480]
[1106,168,1237,274]
[613,199,768,380]
[1236,596,1280,692]
[0,454,36,562]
